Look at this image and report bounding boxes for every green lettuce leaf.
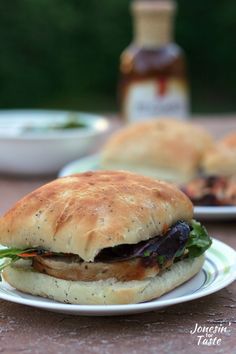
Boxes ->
[0,248,29,258]
[186,220,212,258]
[0,248,35,274]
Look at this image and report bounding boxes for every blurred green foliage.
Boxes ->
[0,0,235,113]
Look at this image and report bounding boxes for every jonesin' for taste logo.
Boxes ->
[190,322,231,346]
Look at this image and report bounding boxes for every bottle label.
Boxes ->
[123,78,189,121]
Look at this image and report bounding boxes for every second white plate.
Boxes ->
[194,206,236,220]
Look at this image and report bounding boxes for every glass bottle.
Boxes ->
[119,0,189,122]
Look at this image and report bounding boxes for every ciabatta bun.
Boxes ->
[0,171,193,262]
[202,132,236,177]
[101,119,213,184]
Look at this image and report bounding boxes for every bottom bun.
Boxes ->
[3,255,204,305]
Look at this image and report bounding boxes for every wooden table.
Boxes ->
[0,117,235,354]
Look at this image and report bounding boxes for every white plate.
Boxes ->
[58,153,100,177]
[0,110,110,175]
[0,239,235,316]
[194,206,236,220]
[59,154,236,220]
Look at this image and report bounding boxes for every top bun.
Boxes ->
[0,171,193,261]
[101,119,213,184]
[221,132,236,148]
[202,132,236,176]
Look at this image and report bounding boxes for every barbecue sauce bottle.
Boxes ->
[119,0,189,122]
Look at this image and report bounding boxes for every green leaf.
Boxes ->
[186,220,212,258]
[175,247,185,258]
[0,247,36,278]
[0,248,27,258]
[143,251,151,257]
[157,255,166,266]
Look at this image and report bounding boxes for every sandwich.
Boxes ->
[101,119,213,184]
[183,132,236,206]
[0,171,212,305]
[202,132,236,177]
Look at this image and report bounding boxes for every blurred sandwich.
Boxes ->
[183,132,236,206]
[0,171,211,305]
[101,119,213,184]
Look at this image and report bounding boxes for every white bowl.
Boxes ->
[0,109,110,175]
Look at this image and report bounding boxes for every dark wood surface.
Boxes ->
[0,117,235,354]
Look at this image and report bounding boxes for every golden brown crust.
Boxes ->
[202,132,236,176]
[101,119,213,183]
[0,170,193,261]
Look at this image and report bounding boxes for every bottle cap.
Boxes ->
[132,0,176,13]
[131,0,176,47]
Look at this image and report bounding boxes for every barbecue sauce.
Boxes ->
[119,0,189,122]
